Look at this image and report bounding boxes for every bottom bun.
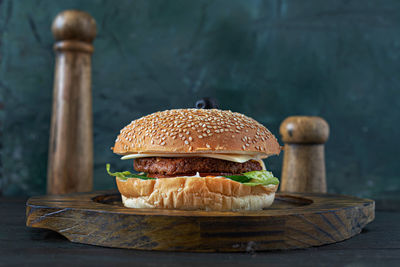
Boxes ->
[116,176,278,211]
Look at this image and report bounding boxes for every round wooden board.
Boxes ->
[26,190,374,252]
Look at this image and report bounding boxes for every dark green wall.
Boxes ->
[1,0,399,205]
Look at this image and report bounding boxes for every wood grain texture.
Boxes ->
[47,10,96,194]
[280,116,329,193]
[26,190,374,252]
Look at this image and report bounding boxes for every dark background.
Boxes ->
[0,0,399,206]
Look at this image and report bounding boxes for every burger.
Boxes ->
[107,109,281,211]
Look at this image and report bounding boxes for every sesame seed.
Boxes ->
[184,140,189,145]
[198,135,203,139]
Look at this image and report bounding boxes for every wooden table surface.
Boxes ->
[1,197,399,266]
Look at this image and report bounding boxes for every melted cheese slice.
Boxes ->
[121,153,266,170]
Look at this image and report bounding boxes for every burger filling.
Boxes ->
[106,157,279,187]
[133,157,262,177]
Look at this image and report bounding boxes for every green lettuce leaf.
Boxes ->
[106,164,155,180]
[225,170,279,186]
[224,175,252,183]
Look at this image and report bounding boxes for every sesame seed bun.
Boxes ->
[113,109,280,158]
[116,176,278,211]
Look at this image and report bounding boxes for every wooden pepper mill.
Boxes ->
[280,116,329,193]
[47,10,96,194]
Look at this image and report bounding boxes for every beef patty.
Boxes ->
[133,157,262,176]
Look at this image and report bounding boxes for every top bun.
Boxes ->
[113,109,280,158]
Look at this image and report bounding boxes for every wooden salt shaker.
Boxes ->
[47,10,96,194]
[280,116,329,193]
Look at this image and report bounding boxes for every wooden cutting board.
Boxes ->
[26,191,374,252]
